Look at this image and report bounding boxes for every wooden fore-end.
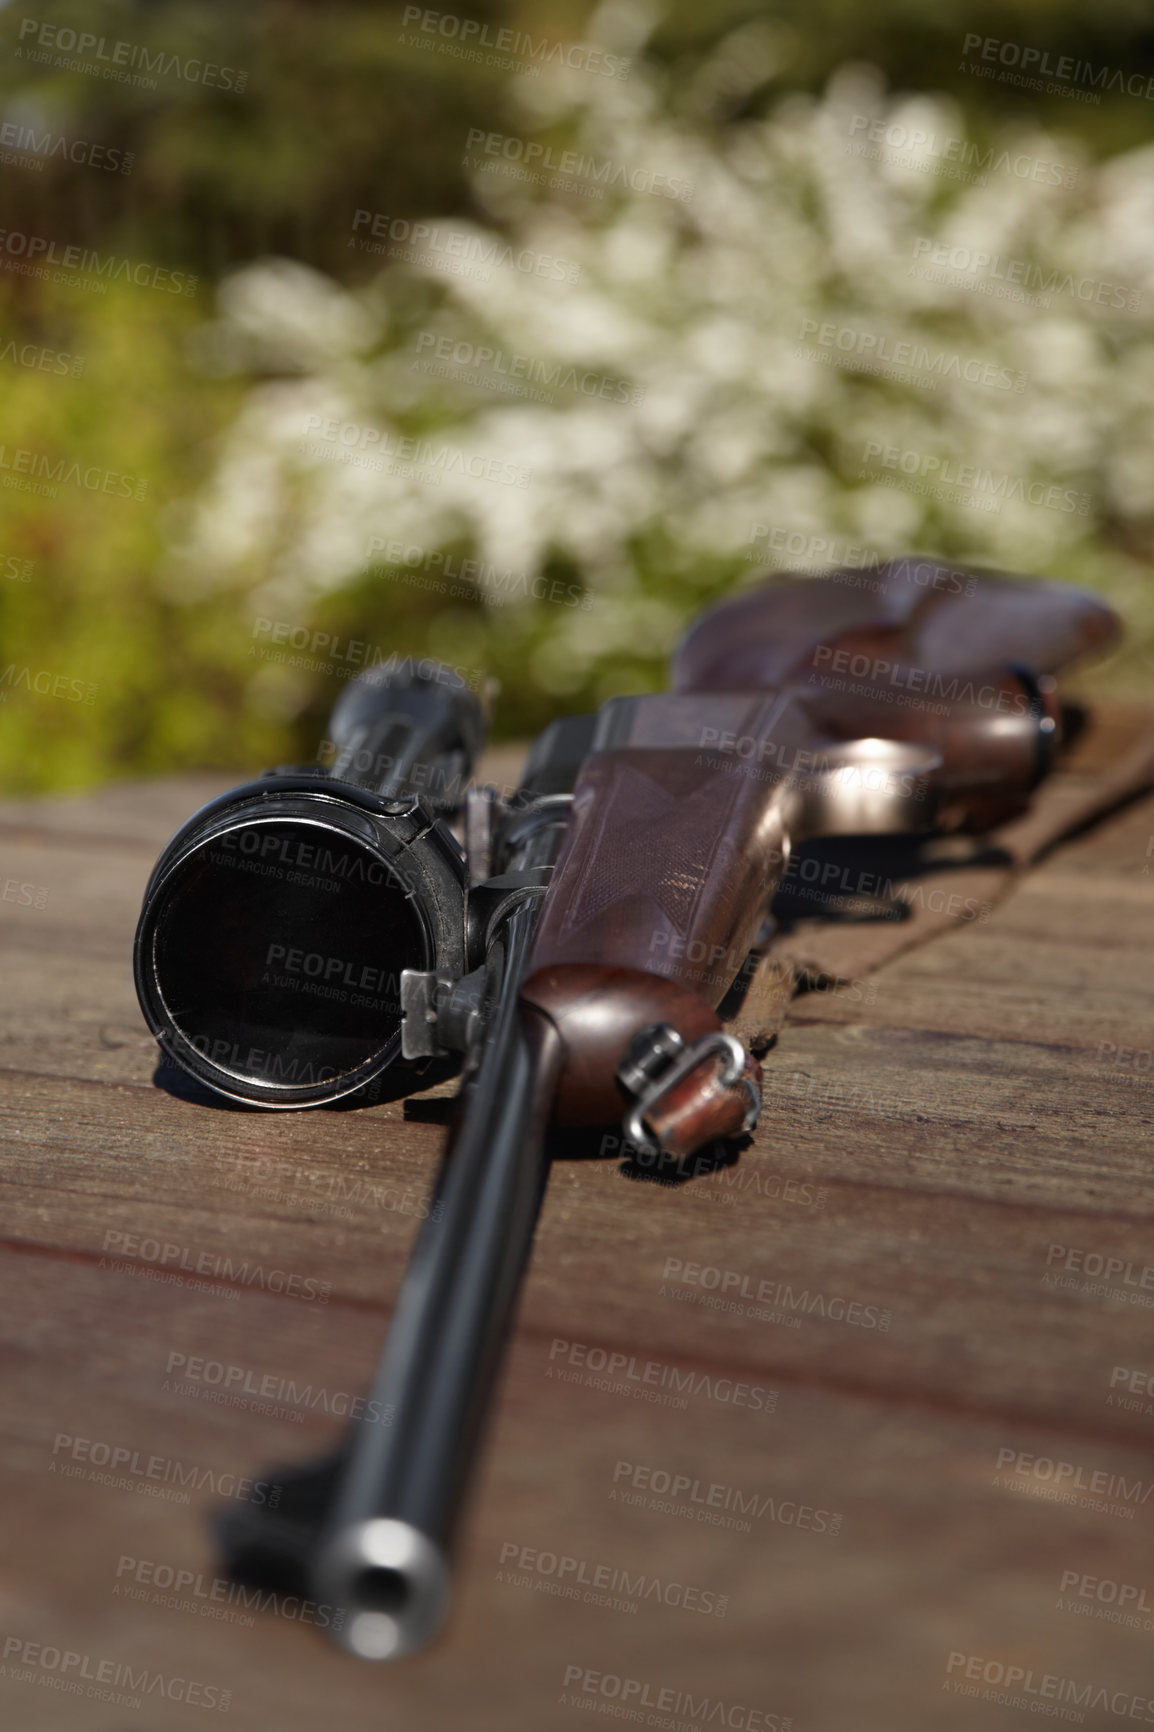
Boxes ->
[519,964,727,1124]
[519,690,793,1142]
[519,962,764,1146]
[525,694,796,998]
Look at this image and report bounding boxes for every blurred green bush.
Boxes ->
[0,281,273,789]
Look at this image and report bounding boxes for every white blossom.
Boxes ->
[170,22,1154,698]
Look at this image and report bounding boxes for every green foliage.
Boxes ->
[0,280,274,790]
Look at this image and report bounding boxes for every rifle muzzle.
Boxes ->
[315,1518,449,1660]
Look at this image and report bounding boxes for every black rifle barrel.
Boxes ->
[311,822,566,1659]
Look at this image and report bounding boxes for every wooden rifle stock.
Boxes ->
[523,563,1120,1143]
[670,558,1120,688]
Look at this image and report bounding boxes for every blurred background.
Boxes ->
[1,0,1153,793]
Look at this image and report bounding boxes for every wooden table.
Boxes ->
[1,726,1153,1732]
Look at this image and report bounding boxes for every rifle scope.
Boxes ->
[133,662,484,1109]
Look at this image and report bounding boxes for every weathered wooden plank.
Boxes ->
[1,726,1153,1731]
[3,1258,1154,1731]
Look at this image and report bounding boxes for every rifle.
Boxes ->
[133,557,1118,1659]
